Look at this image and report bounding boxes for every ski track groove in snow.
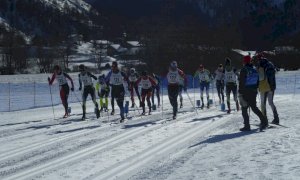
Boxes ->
[0,97,196,179]
[87,110,234,180]
[2,109,198,180]
[0,106,177,165]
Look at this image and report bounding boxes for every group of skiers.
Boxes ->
[48,53,279,131]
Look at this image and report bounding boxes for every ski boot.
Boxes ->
[95,108,100,119]
[131,103,135,108]
[82,113,86,120]
[120,116,125,123]
[63,112,69,118]
[180,102,183,109]
[207,103,210,109]
[240,126,251,131]
[111,109,115,115]
[99,107,104,112]
[271,116,279,125]
[227,109,231,114]
[141,106,146,115]
[201,104,204,109]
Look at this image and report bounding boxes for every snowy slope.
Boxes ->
[38,0,91,13]
[0,71,299,180]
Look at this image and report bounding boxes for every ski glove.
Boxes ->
[98,92,101,97]
[79,87,82,91]
[47,77,50,84]
[71,87,74,91]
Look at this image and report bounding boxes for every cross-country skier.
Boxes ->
[167,61,187,119]
[194,64,211,109]
[238,55,268,131]
[95,74,110,112]
[151,73,161,107]
[224,58,240,113]
[255,53,280,125]
[48,65,74,118]
[214,64,225,104]
[128,68,141,108]
[78,64,100,120]
[105,61,128,122]
[136,71,157,115]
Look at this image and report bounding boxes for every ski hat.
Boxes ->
[53,65,60,71]
[112,61,118,68]
[130,68,135,73]
[79,64,85,71]
[141,70,147,76]
[170,61,177,68]
[225,58,231,66]
[218,64,223,67]
[243,55,251,64]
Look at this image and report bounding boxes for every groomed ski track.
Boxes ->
[0,96,255,180]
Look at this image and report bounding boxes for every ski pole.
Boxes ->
[161,79,164,120]
[73,91,82,106]
[193,77,195,108]
[185,90,199,115]
[49,84,56,120]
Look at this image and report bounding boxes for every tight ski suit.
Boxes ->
[194,69,211,108]
[106,69,127,119]
[79,71,99,118]
[96,75,110,111]
[136,76,157,114]
[224,66,239,113]
[49,71,74,116]
[151,74,161,107]
[214,68,225,103]
[128,72,141,106]
[167,68,187,118]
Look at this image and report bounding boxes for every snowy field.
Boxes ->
[0,71,300,180]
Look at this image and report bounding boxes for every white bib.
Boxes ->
[215,70,224,81]
[198,71,210,82]
[128,74,138,82]
[80,73,93,86]
[141,78,152,89]
[167,70,180,84]
[225,70,237,83]
[110,72,124,85]
[56,73,67,86]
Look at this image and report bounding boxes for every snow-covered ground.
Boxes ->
[0,71,300,180]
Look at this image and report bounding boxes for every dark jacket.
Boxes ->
[239,64,258,94]
[259,58,276,91]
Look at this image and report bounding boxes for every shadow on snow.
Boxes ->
[54,125,101,134]
[189,130,258,148]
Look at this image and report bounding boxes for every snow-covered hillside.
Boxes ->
[40,0,91,13]
[0,71,299,179]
